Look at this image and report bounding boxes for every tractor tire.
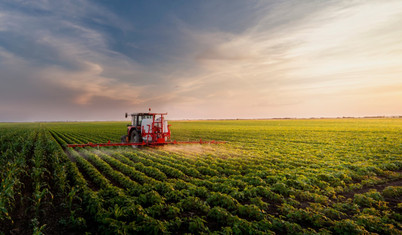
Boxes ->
[121,135,127,143]
[130,131,141,148]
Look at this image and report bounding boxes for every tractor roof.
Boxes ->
[130,113,167,116]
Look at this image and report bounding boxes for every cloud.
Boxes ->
[0,0,401,121]
[39,61,148,105]
[0,1,152,120]
[148,0,402,118]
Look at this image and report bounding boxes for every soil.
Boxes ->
[295,171,402,211]
[341,177,402,199]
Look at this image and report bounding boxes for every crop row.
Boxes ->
[0,124,80,233]
[67,146,402,234]
[0,128,33,223]
[66,149,272,233]
[45,122,124,144]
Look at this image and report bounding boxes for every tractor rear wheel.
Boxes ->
[130,131,141,148]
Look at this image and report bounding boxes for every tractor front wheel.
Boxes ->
[121,135,127,143]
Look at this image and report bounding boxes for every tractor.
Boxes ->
[121,112,170,146]
[66,111,225,148]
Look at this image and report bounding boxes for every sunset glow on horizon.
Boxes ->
[0,0,401,121]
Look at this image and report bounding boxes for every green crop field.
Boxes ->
[1,119,402,234]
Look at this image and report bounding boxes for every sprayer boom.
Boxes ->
[67,139,226,148]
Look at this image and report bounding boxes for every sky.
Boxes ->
[0,0,401,121]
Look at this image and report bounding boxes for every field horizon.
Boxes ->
[1,116,402,124]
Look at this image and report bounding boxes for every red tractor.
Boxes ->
[121,112,171,146]
[67,111,225,148]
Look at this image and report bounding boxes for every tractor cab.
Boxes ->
[122,112,171,146]
[130,114,153,127]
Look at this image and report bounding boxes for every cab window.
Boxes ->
[133,116,138,126]
[138,116,143,125]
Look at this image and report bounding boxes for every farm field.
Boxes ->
[1,119,402,234]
